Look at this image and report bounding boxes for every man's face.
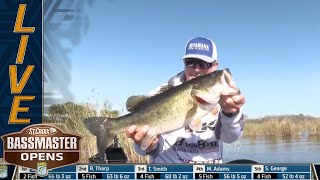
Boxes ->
[184,58,218,81]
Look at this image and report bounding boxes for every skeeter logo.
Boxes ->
[26,127,57,136]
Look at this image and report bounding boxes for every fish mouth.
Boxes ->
[194,95,211,106]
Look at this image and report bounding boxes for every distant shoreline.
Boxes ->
[243,115,320,137]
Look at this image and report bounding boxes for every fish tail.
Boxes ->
[83,117,118,155]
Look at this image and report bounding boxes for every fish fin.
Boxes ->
[191,89,220,105]
[185,106,209,131]
[156,85,172,95]
[126,95,148,112]
[189,117,203,131]
[150,84,172,96]
[140,130,157,151]
[83,117,107,136]
[83,117,117,154]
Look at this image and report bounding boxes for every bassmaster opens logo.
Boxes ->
[1,124,82,176]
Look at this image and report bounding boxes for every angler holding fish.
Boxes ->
[84,37,245,164]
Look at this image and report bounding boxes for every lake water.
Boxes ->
[223,136,320,164]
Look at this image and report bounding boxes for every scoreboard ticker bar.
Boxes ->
[8,163,318,179]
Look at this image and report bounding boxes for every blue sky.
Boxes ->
[68,0,320,118]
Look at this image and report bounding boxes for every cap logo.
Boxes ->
[182,37,217,62]
[188,43,209,51]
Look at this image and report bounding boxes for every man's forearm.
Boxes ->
[218,108,244,143]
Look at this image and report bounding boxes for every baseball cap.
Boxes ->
[182,37,218,63]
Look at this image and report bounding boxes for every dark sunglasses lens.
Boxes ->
[184,59,213,69]
[184,60,196,67]
[199,61,212,69]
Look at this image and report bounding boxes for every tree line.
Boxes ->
[44,102,120,124]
